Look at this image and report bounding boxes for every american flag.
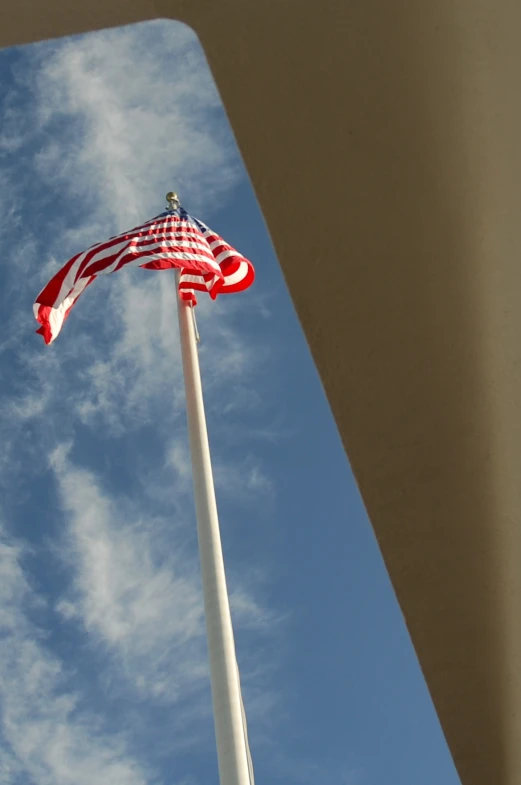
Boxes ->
[34,207,255,344]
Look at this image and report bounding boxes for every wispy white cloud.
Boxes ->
[50,443,208,703]
[32,20,238,231]
[0,526,152,785]
[213,461,273,504]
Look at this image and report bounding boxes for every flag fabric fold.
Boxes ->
[34,207,255,344]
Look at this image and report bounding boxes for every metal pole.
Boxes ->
[175,270,252,785]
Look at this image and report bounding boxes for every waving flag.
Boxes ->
[34,206,255,344]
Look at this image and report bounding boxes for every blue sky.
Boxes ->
[0,20,462,785]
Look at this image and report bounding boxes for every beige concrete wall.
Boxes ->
[2,3,521,784]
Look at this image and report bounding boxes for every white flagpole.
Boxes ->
[173,237,253,784]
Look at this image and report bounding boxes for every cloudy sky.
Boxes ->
[0,20,462,785]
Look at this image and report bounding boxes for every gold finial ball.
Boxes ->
[166,191,179,206]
